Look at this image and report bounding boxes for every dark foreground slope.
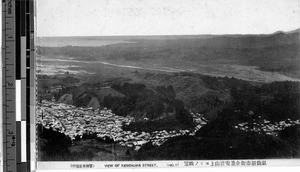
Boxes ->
[134,77,300,160]
[37,124,135,161]
[136,103,300,160]
[136,125,300,160]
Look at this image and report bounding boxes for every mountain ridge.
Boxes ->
[36,28,300,40]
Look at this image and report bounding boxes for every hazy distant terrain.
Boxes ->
[37,29,300,81]
[37,29,300,161]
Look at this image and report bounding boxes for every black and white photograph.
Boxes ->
[36,0,300,163]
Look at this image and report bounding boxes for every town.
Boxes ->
[234,118,300,136]
[37,100,207,150]
[37,100,300,150]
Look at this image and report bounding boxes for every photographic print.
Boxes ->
[35,0,300,164]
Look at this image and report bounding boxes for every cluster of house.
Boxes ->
[37,100,208,150]
[234,118,300,136]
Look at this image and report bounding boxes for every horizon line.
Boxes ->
[37,28,300,38]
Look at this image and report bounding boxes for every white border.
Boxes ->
[36,159,300,170]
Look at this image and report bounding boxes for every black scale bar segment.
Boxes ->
[26,52,30,67]
[20,0,25,36]
[15,0,20,79]
[26,0,30,13]
[16,121,21,164]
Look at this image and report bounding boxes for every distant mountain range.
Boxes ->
[37,28,300,50]
[199,28,300,48]
[37,28,300,40]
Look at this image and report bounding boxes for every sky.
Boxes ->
[29,0,300,36]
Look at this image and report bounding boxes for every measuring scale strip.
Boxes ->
[2,0,35,171]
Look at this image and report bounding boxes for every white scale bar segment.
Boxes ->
[16,80,21,121]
